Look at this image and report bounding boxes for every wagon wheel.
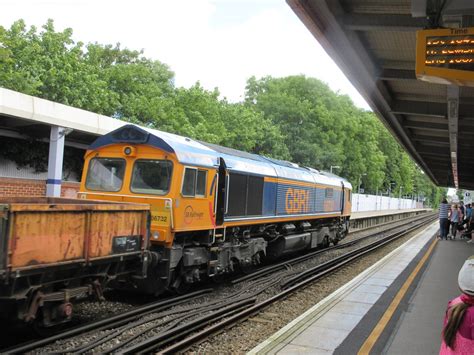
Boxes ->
[32,315,66,336]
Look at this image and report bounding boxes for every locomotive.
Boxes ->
[79,124,352,295]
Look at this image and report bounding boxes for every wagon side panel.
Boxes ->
[88,210,147,258]
[9,211,86,269]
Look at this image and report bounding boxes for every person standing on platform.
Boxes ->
[465,204,472,228]
[464,204,473,242]
[439,256,474,354]
[439,198,450,240]
[450,204,462,240]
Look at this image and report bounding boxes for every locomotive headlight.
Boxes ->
[152,231,160,240]
[123,146,136,156]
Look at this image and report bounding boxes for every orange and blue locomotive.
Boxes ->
[79,124,352,294]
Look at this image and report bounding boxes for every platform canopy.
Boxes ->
[0,87,127,149]
[288,0,474,189]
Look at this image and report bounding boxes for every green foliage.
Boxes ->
[0,19,444,204]
[245,75,444,203]
[0,137,49,172]
[0,137,83,178]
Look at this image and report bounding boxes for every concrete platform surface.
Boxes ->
[383,237,474,354]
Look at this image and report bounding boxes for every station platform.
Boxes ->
[249,221,474,354]
[350,208,431,230]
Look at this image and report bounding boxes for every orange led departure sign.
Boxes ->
[416,27,474,86]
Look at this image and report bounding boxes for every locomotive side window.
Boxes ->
[196,170,207,197]
[131,159,173,195]
[181,167,207,197]
[325,188,334,198]
[86,158,125,192]
[182,168,196,196]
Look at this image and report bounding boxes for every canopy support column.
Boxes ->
[46,126,65,197]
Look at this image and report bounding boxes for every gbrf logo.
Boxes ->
[285,188,310,213]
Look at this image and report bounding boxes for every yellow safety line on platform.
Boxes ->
[357,236,438,355]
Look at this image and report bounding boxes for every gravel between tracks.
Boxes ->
[190,222,433,354]
[73,300,136,323]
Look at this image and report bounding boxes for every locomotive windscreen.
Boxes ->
[85,158,126,192]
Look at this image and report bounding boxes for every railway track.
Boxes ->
[5,212,436,354]
[232,211,435,284]
[156,213,437,354]
[4,290,213,353]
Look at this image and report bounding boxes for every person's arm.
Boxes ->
[470,308,474,340]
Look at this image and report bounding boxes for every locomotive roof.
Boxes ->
[90,124,352,189]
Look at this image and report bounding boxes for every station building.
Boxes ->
[0,87,126,197]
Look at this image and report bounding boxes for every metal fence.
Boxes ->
[352,193,423,212]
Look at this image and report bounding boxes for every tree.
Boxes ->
[244,74,444,199]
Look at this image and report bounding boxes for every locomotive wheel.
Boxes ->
[172,276,190,295]
[240,264,254,274]
[240,252,262,274]
[212,273,226,284]
[323,236,330,248]
[240,260,256,274]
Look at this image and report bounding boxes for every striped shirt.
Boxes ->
[439,203,449,219]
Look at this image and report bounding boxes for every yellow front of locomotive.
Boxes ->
[79,126,218,249]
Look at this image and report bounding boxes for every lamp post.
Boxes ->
[357,173,367,212]
[330,165,341,174]
[358,173,367,194]
[389,182,396,197]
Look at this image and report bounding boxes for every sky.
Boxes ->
[0,0,370,109]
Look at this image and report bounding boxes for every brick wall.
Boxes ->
[0,177,80,198]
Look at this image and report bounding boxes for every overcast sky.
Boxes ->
[0,0,370,109]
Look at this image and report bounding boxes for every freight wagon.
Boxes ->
[0,197,149,328]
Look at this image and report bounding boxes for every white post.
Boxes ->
[46,126,65,197]
[375,187,378,210]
